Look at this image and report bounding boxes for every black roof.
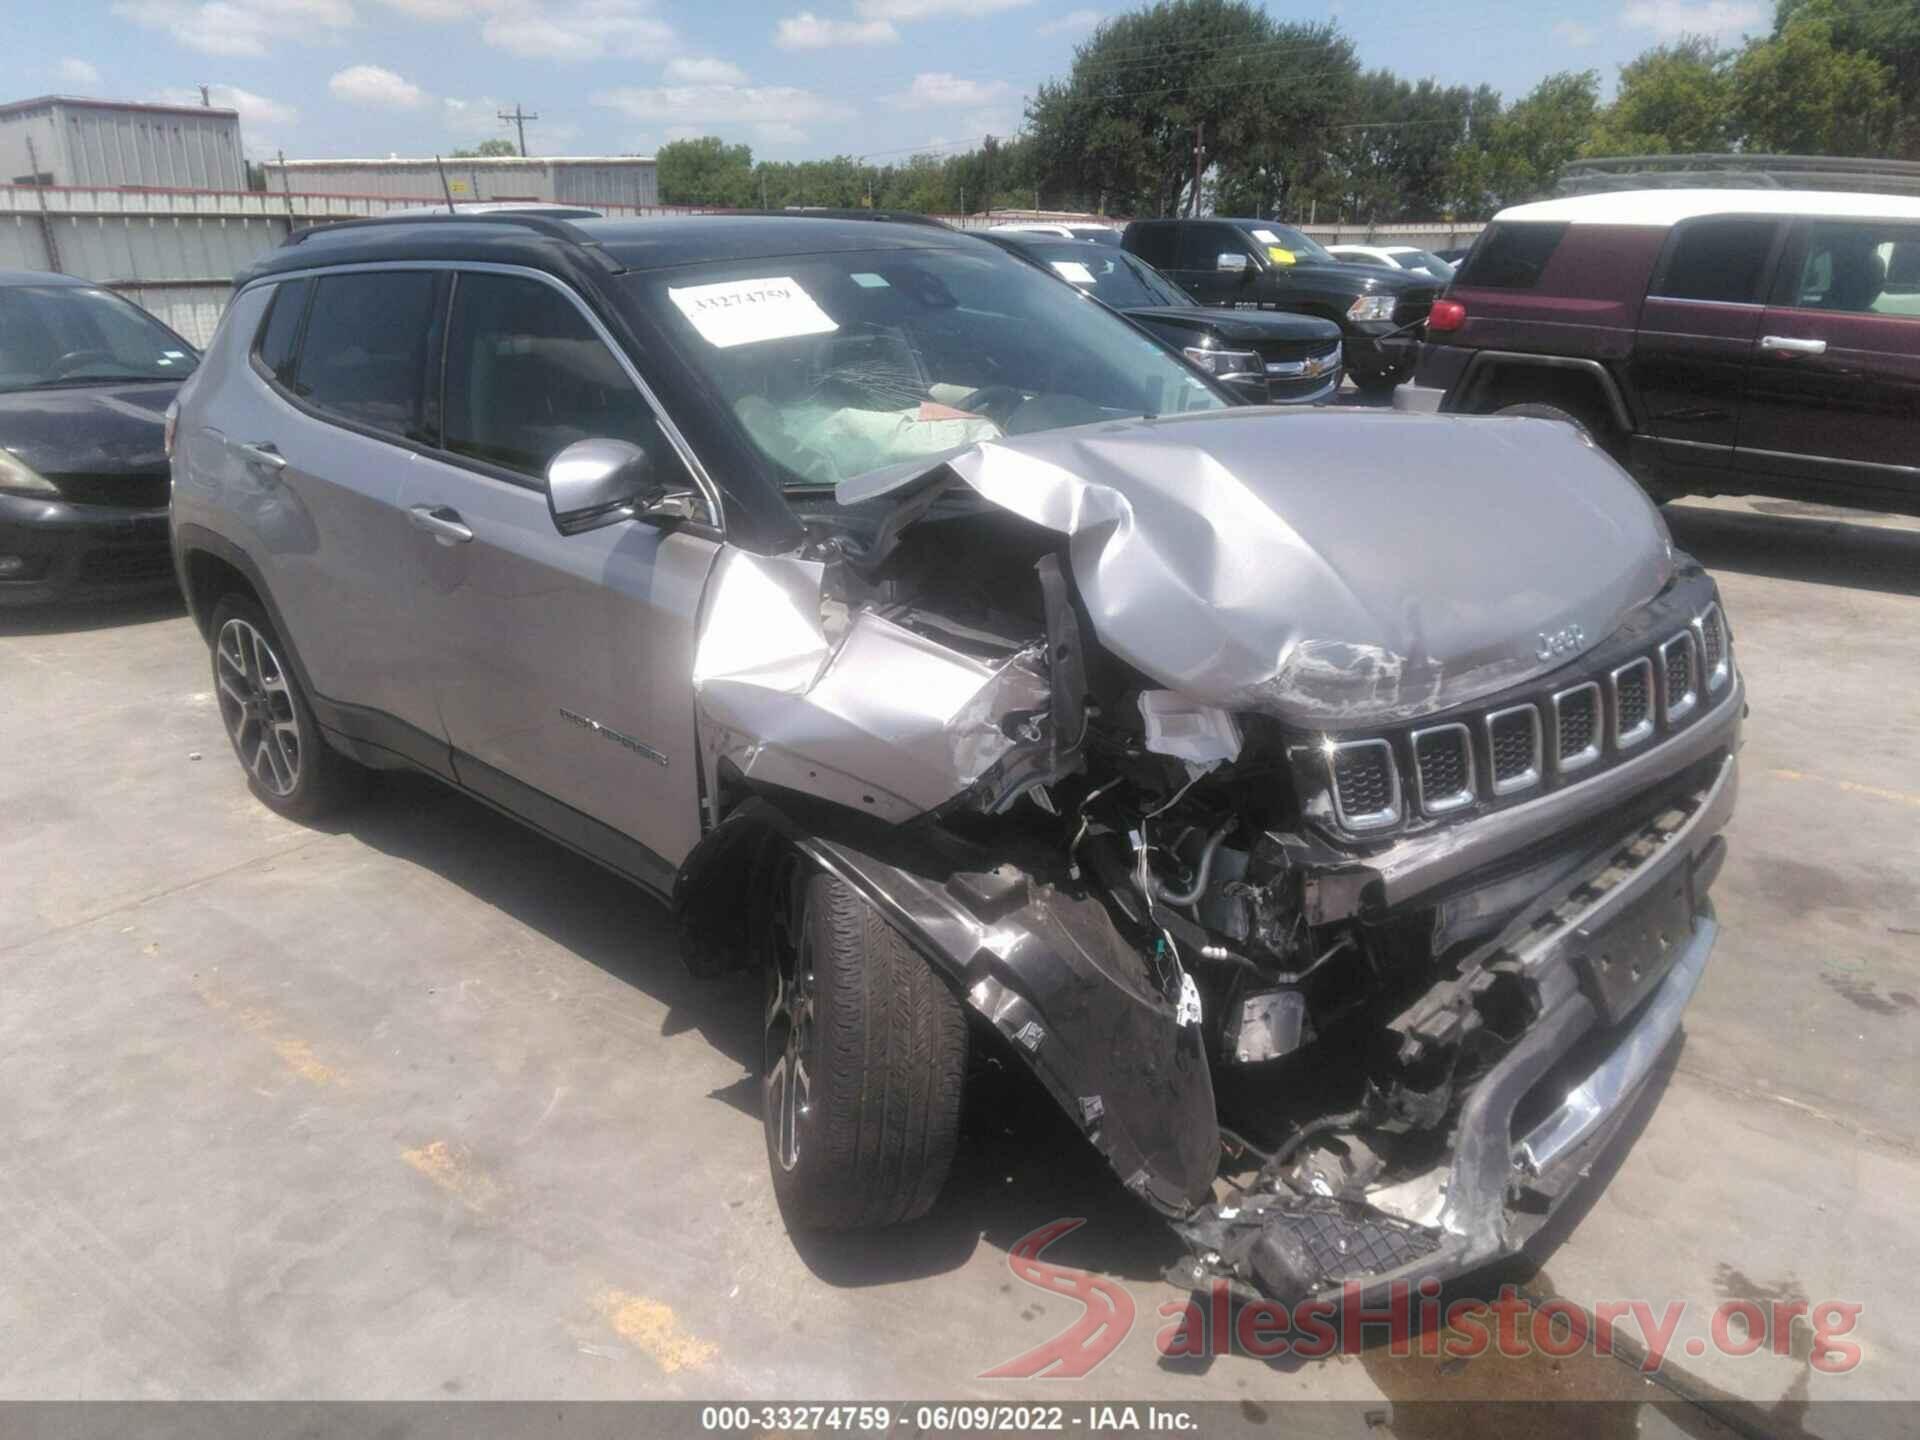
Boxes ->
[235,212,978,290]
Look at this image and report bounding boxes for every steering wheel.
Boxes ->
[50,349,115,378]
[951,384,1029,428]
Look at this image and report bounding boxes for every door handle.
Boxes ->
[1761,335,1827,355]
[237,440,287,472]
[408,504,474,545]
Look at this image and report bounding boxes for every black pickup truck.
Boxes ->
[1124,218,1439,394]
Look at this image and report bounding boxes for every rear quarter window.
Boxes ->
[1456,222,1567,289]
[252,277,311,385]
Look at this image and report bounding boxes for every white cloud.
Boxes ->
[664,56,748,84]
[112,0,355,56]
[856,0,1031,18]
[482,0,673,59]
[156,82,298,127]
[56,58,103,89]
[595,81,853,144]
[1037,7,1098,35]
[1621,0,1764,37]
[774,10,899,46]
[888,72,1012,108]
[329,63,427,108]
[1552,18,1597,44]
[373,0,491,16]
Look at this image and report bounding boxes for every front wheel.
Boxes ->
[763,858,968,1231]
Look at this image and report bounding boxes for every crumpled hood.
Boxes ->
[848,407,1675,729]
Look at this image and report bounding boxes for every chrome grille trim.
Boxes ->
[1611,658,1655,750]
[1485,704,1543,796]
[1693,603,1730,693]
[1660,631,1699,724]
[1551,681,1603,774]
[1327,738,1402,831]
[1410,722,1476,815]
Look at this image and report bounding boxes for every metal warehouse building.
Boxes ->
[261,155,659,210]
[0,95,246,191]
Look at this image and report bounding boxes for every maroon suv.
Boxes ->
[1398,189,1920,515]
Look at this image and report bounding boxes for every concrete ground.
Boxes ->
[2,495,1916,1430]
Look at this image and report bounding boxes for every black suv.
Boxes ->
[1124,218,1439,393]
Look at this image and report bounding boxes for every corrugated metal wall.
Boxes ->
[262,158,658,207]
[0,102,246,191]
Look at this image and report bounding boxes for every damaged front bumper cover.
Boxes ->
[1171,741,1738,1305]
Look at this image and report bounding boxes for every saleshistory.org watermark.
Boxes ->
[982,1219,1865,1380]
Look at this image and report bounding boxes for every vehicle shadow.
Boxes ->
[0,587,185,636]
[1665,501,1920,599]
[324,767,1182,1291]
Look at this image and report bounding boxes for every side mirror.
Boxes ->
[545,437,697,537]
[1216,252,1250,273]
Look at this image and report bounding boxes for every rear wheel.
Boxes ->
[208,594,358,820]
[763,854,968,1231]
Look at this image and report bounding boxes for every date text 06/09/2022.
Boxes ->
[698,1405,1200,1431]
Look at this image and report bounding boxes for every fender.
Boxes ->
[676,794,1221,1216]
[1455,351,1637,433]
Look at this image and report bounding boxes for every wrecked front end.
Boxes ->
[680,408,1743,1301]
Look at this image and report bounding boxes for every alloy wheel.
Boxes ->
[763,855,815,1173]
[215,617,302,798]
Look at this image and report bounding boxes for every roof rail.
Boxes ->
[1558,153,1920,198]
[774,206,955,229]
[284,209,601,247]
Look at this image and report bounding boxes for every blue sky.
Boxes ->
[1,0,1771,164]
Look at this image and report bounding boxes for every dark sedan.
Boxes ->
[982,235,1344,404]
[0,270,194,604]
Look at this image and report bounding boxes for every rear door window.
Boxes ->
[442,272,668,480]
[252,277,311,385]
[1456,222,1566,289]
[1655,219,1778,304]
[291,271,440,443]
[1786,220,1920,317]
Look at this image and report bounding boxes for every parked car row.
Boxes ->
[156,208,1741,1309]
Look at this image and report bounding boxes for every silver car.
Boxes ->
[170,212,1743,1302]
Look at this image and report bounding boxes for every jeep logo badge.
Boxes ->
[1536,625,1585,662]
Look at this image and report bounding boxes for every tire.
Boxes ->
[208,593,359,821]
[763,861,968,1231]
[1352,367,1409,398]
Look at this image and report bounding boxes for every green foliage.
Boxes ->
[1733,5,1899,154]
[1027,0,1358,216]
[1585,39,1736,156]
[451,139,518,159]
[652,0,1916,225]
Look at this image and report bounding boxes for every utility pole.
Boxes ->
[1190,120,1205,218]
[23,137,60,273]
[497,103,538,158]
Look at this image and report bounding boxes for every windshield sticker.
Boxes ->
[1050,260,1096,285]
[668,276,839,349]
[1267,247,1296,264]
[1251,229,1281,245]
[850,272,890,289]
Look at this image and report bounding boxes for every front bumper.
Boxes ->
[1172,743,1738,1303]
[1343,325,1418,379]
[0,492,175,605]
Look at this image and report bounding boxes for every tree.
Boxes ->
[1585,38,1737,155]
[1732,5,1899,154]
[1775,0,1920,155]
[1308,72,1492,222]
[1027,0,1358,217]
[657,136,756,207]
[451,139,518,159]
[1479,71,1601,206]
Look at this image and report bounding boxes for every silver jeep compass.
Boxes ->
[170,212,1743,1303]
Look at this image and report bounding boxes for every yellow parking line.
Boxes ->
[1767,768,1920,810]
